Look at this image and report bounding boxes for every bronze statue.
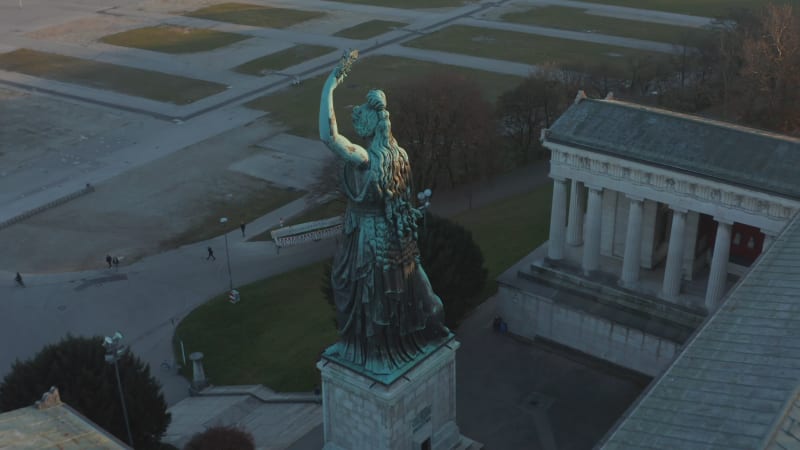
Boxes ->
[319,50,449,375]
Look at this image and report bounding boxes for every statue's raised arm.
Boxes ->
[319,50,369,167]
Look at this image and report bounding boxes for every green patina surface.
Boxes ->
[185,2,325,28]
[234,45,335,75]
[501,5,713,44]
[100,25,249,53]
[321,334,455,385]
[333,20,407,39]
[0,48,227,104]
[313,51,452,375]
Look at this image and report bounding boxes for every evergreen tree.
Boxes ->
[184,425,255,450]
[417,213,487,328]
[322,213,487,329]
[0,335,171,449]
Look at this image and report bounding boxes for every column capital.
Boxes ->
[550,175,567,183]
[585,183,603,192]
[670,206,688,215]
[713,216,733,226]
[625,194,644,203]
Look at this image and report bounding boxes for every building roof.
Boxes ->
[544,98,800,199]
[599,211,800,450]
[0,394,128,449]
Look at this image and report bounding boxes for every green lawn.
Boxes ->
[175,182,554,390]
[501,5,712,44]
[100,25,249,54]
[174,261,338,392]
[160,182,305,250]
[234,45,335,76]
[322,0,471,8]
[404,25,669,78]
[250,197,345,241]
[569,0,778,17]
[333,20,407,39]
[452,183,552,300]
[0,48,228,105]
[185,2,324,28]
[245,55,522,138]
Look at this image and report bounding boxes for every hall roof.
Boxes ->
[599,211,800,450]
[544,97,800,199]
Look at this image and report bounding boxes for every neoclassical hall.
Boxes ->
[498,93,800,376]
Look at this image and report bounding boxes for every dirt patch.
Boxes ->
[0,117,300,273]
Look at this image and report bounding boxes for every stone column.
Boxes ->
[566,180,585,246]
[705,219,732,310]
[661,208,687,300]
[620,196,644,287]
[582,185,603,274]
[548,177,568,261]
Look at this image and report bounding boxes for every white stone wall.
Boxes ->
[498,284,679,376]
[318,343,462,450]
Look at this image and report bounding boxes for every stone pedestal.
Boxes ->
[317,336,479,450]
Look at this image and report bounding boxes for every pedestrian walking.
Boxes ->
[207,246,216,261]
[14,272,24,287]
[106,254,112,268]
[112,256,120,270]
[240,221,246,237]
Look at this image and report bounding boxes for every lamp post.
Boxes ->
[417,188,432,229]
[219,217,234,292]
[103,332,134,447]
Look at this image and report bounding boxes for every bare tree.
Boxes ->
[738,3,800,134]
[495,67,570,164]
[387,72,498,192]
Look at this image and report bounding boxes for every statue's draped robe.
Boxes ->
[331,156,447,374]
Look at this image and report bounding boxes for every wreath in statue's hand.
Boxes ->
[334,49,359,80]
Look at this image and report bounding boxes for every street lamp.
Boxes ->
[219,217,234,292]
[103,332,134,447]
[417,188,432,229]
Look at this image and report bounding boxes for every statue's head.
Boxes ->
[352,90,388,139]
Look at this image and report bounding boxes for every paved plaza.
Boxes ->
[0,0,718,447]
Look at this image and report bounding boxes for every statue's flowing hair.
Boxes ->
[362,90,419,260]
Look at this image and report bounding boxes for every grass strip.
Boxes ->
[405,25,670,78]
[322,0,470,8]
[234,45,335,76]
[565,0,775,17]
[0,48,227,104]
[185,2,324,28]
[101,25,249,54]
[501,5,712,44]
[333,20,407,39]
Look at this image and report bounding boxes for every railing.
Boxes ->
[270,216,343,253]
[0,183,95,230]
